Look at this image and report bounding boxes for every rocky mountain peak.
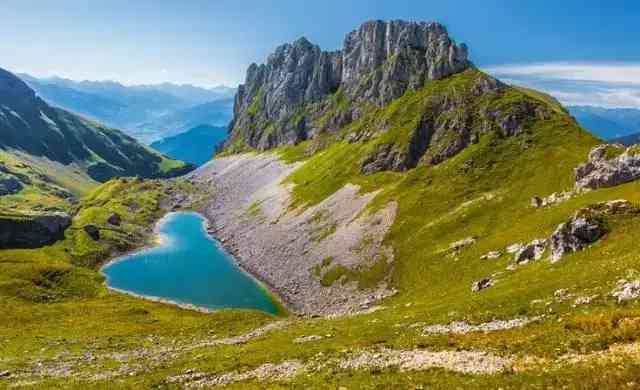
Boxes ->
[341,20,469,102]
[229,19,471,150]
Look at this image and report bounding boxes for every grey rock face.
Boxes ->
[0,212,71,249]
[357,73,535,175]
[341,20,469,106]
[546,199,630,264]
[575,145,640,190]
[550,217,602,263]
[230,20,470,150]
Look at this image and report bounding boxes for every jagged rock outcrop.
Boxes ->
[575,144,640,190]
[356,72,557,174]
[229,20,471,150]
[550,200,632,262]
[340,20,469,106]
[550,214,602,263]
[0,212,71,249]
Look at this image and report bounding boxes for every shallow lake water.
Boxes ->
[101,212,278,314]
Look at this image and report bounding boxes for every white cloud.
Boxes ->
[483,62,640,109]
[486,63,640,85]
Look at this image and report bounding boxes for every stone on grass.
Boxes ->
[107,213,121,226]
[612,280,640,303]
[514,239,547,264]
[472,278,494,292]
[449,237,477,252]
[480,251,502,260]
[506,243,523,254]
[550,216,603,262]
[84,225,101,241]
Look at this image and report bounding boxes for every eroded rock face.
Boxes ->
[550,217,602,263]
[341,20,469,106]
[0,212,71,249]
[549,200,633,262]
[230,20,470,150]
[575,145,640,190]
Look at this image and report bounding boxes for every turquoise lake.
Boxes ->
[101,212,278,314]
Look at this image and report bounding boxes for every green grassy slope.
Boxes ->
[0,149,96,214]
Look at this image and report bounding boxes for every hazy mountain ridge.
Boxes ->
[135,99,233,143]
[20,73,235,143]
[151,124,228,166]
[569,105,640,140]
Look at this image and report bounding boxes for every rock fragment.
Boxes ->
[612,280,640,303]
[514,239,547,263]
[0,173,22,196]
[472,278,494,292]
[84,225,101,241]
[550,215,603,262]
[480,251,502,260]
[449,237,476,252]
[107,213,121,226]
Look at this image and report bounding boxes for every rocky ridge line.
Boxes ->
[230,20,470,150]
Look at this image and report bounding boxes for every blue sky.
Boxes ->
[1,0,639,107]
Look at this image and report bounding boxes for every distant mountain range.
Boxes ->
[134,99,233,143]
[611,132,640,146]
[151,125,228,166]
[568,106,640,140]
[19,74,235,143]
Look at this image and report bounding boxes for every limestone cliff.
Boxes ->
[229,20,470,150]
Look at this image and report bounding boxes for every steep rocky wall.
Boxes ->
[0,212,71,249]
[230,20,470,150]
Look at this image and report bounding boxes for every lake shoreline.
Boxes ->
[200,216,291,317]
[100,211,285,316]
